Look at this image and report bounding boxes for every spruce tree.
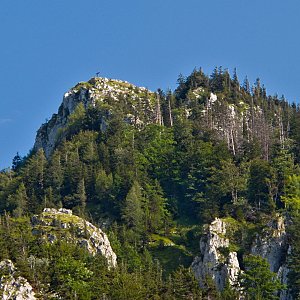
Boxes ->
[8,182,28,217]
[77,178,87,212]
[239,255,284,300]
[122,181,144,231]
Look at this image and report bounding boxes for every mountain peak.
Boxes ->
[34,77,159,157]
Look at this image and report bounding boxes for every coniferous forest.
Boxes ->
[1,67,300,299]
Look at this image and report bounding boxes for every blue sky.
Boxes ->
[1,0,300,169]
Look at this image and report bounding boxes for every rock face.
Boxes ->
[34,77,158,157]
[250,216,292,300]
[278,260,292,300]
[0,260,36,300]
[31,208,117,268]
[191,218,240,291]
[251,216,288,272]
[192,216,292,300]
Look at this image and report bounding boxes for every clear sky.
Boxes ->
[1,0,300,169]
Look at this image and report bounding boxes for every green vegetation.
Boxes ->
[74,82,93,90]
[239,255,284,300]
[2,67,300,298]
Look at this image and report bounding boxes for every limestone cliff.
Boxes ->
[0,260,36,300]
[31,208,117,268]
[250,216,291,300]
[34,77,159,157]
[191,218,240,291]
[192,216,292,299]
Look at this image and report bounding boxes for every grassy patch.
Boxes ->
[149,243,193,276]
[42,212,82,225]
[108,80,132,89]
[148,223,202,276]
[74,82,93,90]
[149,234,175,246]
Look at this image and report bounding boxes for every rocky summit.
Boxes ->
[34,77,160,157]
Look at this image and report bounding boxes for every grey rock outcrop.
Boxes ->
[0,260,36,300]
[250,216,291,300]
[191,218,240,291]
[251,216,288,272]
[34,77,158,157]
[192,216,292,300]
[31,208,117,268]
[278,261,292,300]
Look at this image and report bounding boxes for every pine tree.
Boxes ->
[122,181,144,231]
[239,255,284,300]
[145,180,169,232]
[288,215,300,298]
[171,266,202,299]
[77,178,87,212]
[210,66,223,92]
[248,159,276,211]
[46,151,63,205]
[8,182,28,217]
[243,76,250,94]
[281,174,300,212]
[232,68,239,87]
[209,159,246,205]
[11,152,23,171]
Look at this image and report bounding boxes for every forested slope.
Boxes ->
[1,68,300,299]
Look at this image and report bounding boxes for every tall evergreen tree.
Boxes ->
[248,159,276,211]
[8,182,28,217]
[239,255,284,300]
[77,178,87,212]
[122,181,144,231]
[11,152,23,172]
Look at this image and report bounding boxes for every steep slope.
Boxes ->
[34,77,160,157]
[2,68,300,299]
[0,209,117,299]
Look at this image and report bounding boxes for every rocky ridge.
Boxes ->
[250,216,291,300]
[31,208,117,268]
[34,76,287,161]
[34,77,159,157]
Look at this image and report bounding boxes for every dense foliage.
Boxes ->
[2,67,300,298]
